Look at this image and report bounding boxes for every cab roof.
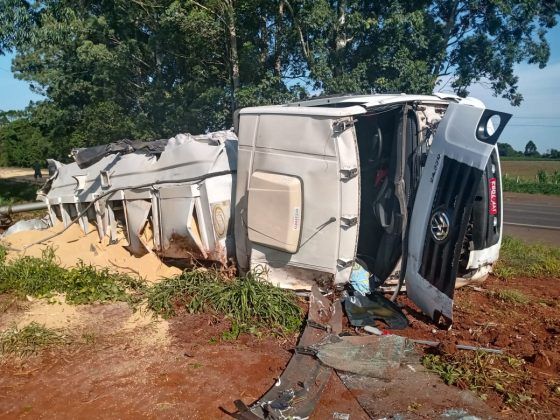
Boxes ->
[286,93,462,109]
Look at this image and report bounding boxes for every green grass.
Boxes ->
[423,351,532,408]
[495,289,530,304]
[0,180,38,206]
[494,236,560,279]
[502,178,560,195]
[147,267,303,335]
[501,157,560,161]
[0,322,67,357]
[0,243,302,337]
[501,166,560,195]
[0,245,145,305]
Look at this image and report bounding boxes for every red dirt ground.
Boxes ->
[1,275,558,418]
[395,275,560,416]
[0,306,369,419]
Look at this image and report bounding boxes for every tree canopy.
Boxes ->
[498,142,521,157]
[524,140,539,156]
[0,0,558,165]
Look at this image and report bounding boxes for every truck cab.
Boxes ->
[234,94,510,324]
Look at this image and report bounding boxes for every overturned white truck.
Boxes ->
[38,93,510,325]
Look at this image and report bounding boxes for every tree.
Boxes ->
[547,149,560,159]
[0,1,558,164]
[524,140,539,157]
[497,142,519,157]
[282,1,559,102]
[0,117,52,166]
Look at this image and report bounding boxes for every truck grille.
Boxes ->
[419,157,483,298]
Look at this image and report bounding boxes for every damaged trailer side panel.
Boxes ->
[40,131,238,264]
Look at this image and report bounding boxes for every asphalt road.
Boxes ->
[503,192,560,229]
[502,192,560,246]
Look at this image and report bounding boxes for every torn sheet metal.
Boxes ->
[298,334,415,379]
[41,130,238,264]
[235,286,340,419]
[1,217,51,238]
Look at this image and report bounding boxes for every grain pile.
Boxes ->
[3,224,181,282]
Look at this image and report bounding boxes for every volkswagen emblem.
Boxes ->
[430,210,450,241]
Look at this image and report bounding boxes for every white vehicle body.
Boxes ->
[38,93,511,324]
[235,94,509,324]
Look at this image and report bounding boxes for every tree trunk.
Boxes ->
[284,0,310,63]
[260,14,268,66]
[274,0,285,77]
[333,0,350,79]
[224,0,240,111]
[431,0,461,82]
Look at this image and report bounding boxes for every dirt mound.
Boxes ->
[3,224,181,282]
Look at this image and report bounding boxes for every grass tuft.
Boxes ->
[494,289,530,305]
[423,351,532,408]
[0,246,145,305]
[494,236,560,279]
[0,322,67,357]
[147,267,303,335]
[1,244,302,336]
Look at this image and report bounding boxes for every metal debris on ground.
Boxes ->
[234,286,342,419]
[343,292,408,329]
[297,334,416,380]
[1,217,51,238]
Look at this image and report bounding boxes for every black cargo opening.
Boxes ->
[354,106,422,285]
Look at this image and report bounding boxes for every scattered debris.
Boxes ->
[412,339,503,354]
[343,292,408,329]
[234,286,341,419]
[298,334,415,379]
[0,217,51,238]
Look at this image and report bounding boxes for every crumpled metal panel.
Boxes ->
[303,334,415,379]
[45,131,236,204]
[41,130,238,264]
[1,217,51,238]
[124,199,152,256]
[235,286,341,419]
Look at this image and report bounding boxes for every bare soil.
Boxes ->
[0,168,43,185]
[396,275,560,416]
[0,304,292,419]
[0,301,372,419]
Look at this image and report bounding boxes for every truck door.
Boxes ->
[405,103,511,325]
[235,106,364,288]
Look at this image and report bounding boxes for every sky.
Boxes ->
[443,25,560,153]
[0,25,559,153]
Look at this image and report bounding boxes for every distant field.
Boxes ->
[501,159,560,180]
